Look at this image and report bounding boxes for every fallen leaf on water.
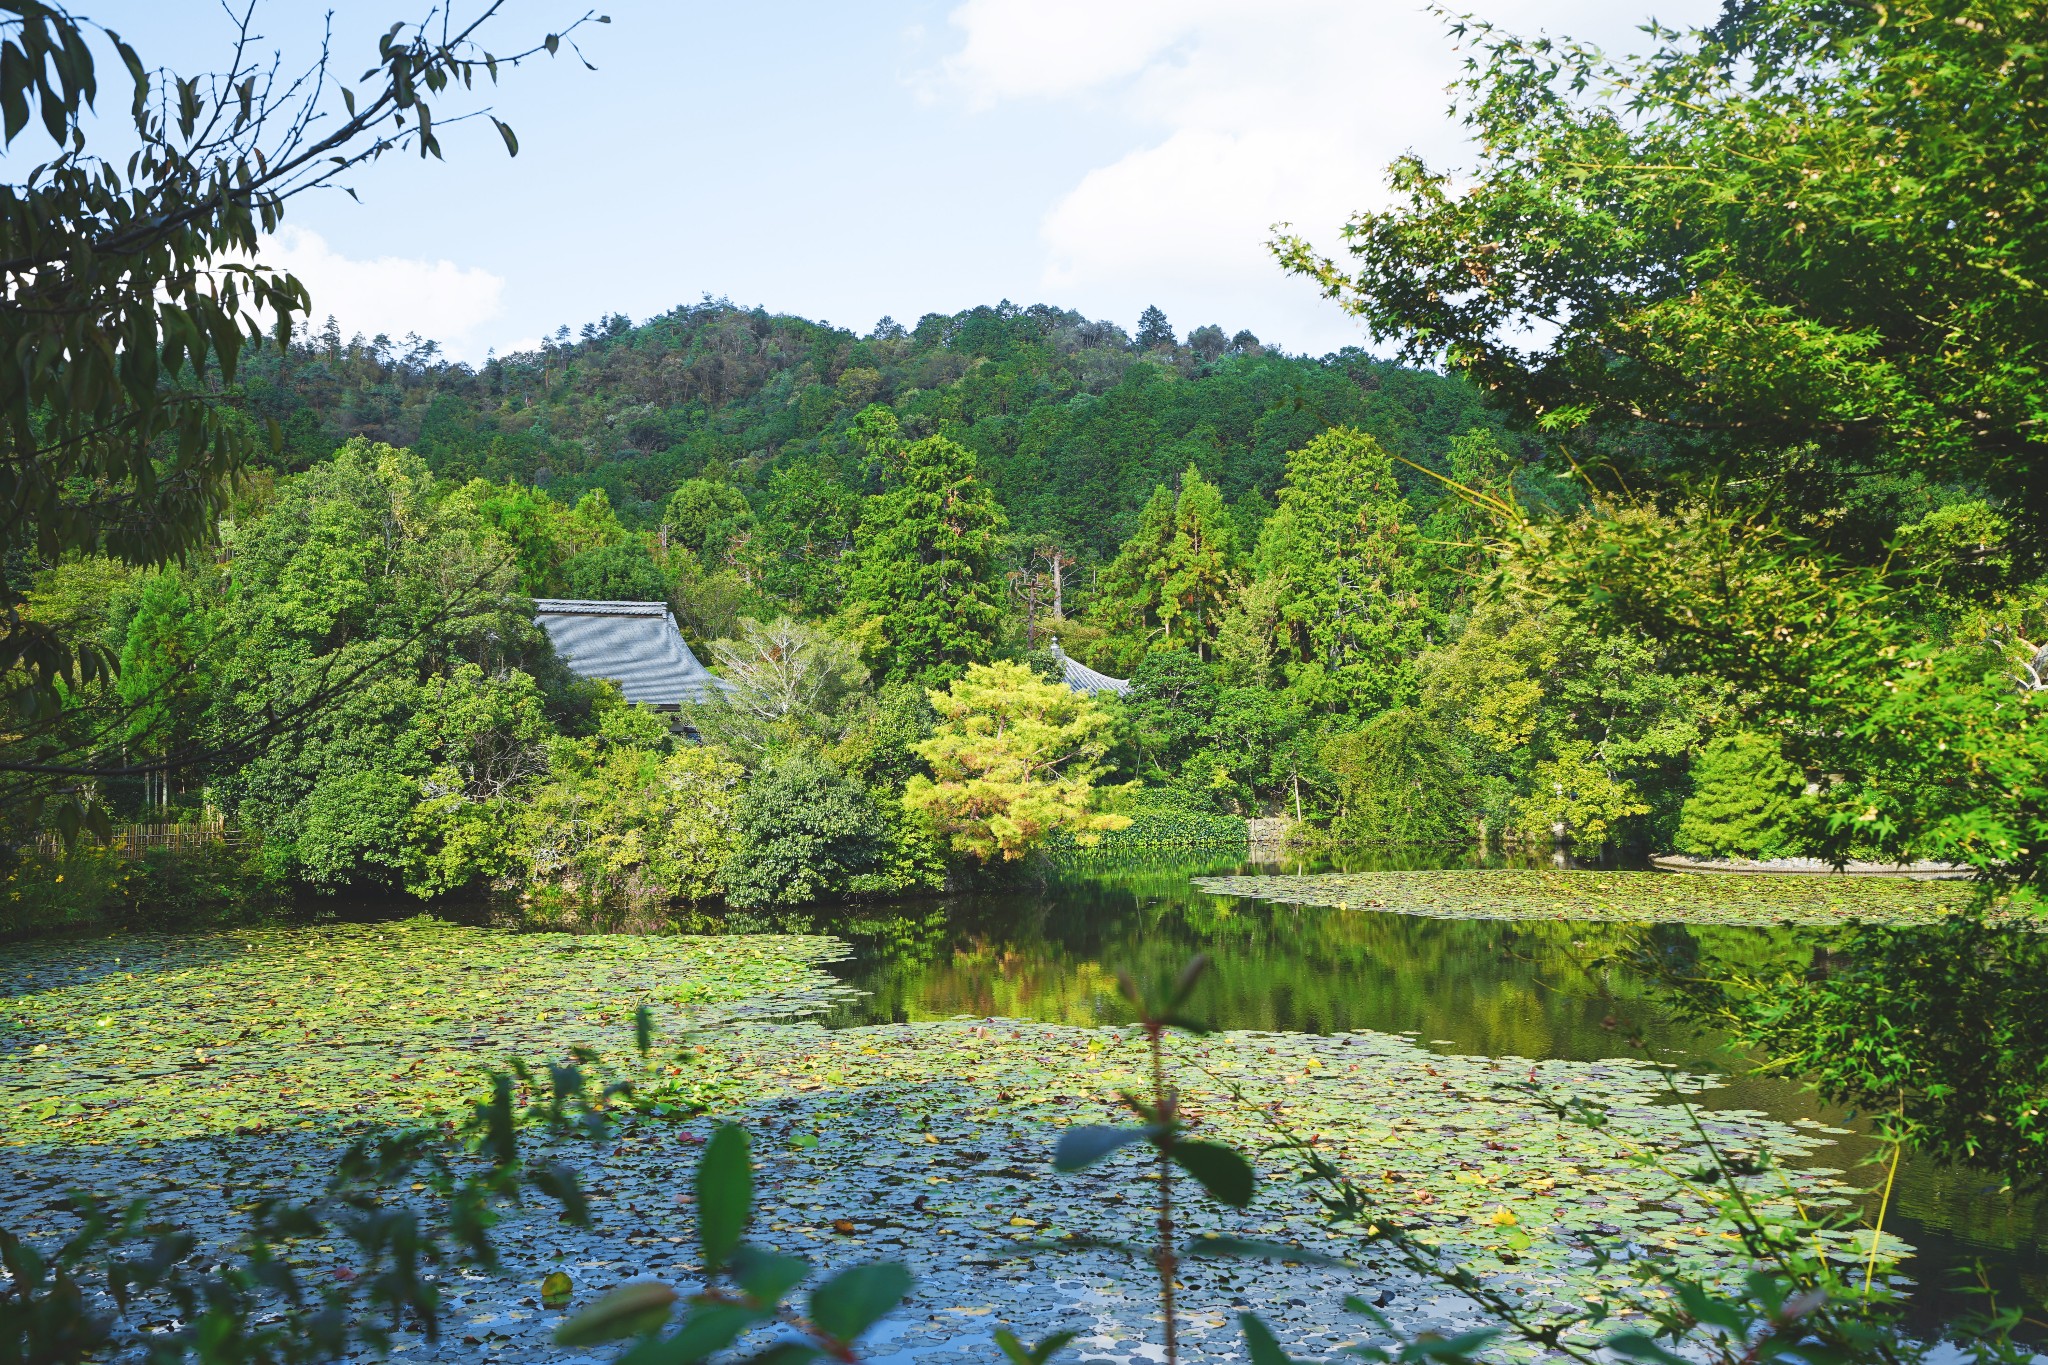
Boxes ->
[541,1271,573,1309]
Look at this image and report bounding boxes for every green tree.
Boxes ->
[0,3,585,834]
[1135,305,1175,350]
[560,542,669,602]
[1096,467,1241,662]
[904,660,1130,861]
[664,478,754,569]
[1675,732,1812,861]
[510,723,742,914]
[212,442,542,885]
[692,616,868,757]
[115,570,214,809]
[1261,427,1422,710]
[844,435,1006,685]
[1278,0,2048,563]
[1322,708,1470,845]
[721,753,894,909]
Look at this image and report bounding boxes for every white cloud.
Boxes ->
[933,0,1718,353]
[259,227,507,364]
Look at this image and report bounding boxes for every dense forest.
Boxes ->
[228,300,1530,562]
[17,277,2009,927]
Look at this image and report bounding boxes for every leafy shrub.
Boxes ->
[1675,732,1811,860]
[1512,739,1650,850]
[1322,708,1471,845]
[0,842,282,940]
[723,754,940,908]
[510,741,742,916]
[1054,788,1247,852]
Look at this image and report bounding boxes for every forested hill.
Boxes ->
[225,298,1529,562]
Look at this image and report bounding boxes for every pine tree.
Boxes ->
[844,435,1007,685]
[1135,305,1175,350]
[1160,469,1239,651]
[903,661,1129,860]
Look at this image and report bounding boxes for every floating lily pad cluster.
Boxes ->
[0,922,1891,1362]
[1192,869,1980,926]
[0,918,853,1144]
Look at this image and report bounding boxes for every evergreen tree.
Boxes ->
[1160,469,1240,653]
[1263,426,1421,710]
[844,435,1007,685]
[1135,305,1175,350]
[904,661,1130,860]
[1096,468,1241,663]
[1675,732,1812,860]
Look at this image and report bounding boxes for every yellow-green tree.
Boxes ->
[903,661,1131,860]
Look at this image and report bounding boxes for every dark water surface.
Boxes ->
[798,849,2046,1333]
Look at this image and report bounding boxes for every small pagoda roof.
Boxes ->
[1049,640,1130,697]
[532,599,732,707]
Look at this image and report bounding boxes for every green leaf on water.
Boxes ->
[1052,1125,1149,1171]
[1171,1140,1255,1207]
[808,1261,911,1343]
[696,1125,752,1273]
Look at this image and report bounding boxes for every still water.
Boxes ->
[793,849,2046,1332]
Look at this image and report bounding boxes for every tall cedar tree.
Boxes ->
[1261,426,1421,710]
[1096,467,1241,662]
[845,435,1007,685]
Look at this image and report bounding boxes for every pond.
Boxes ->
[3,853,2041,1357]
[798,848,2048,1334]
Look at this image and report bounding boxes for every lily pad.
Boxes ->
[1192,869,1986,927]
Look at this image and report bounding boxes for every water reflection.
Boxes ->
[787,848,2045,1331]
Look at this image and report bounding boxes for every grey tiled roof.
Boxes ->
[532,599,733,706]
[1049,640,1130,697]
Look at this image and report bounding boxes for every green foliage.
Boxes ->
[1512,739,1650,850]
[1262,427,1422,711]
[1116,650,1309,814]
[844,436,1007,685]
[664,478,754,568]
[1652,911,2048,1193]
[722,753,924,909]
[559,541,670,602]
[559,1120,911,1364]
[690,616,868,756]
[1323,708,1470,846]
[905,661,1130,860]
[1675,733,1812,861]
[0,1042,599,1365]
[1279,0,2048,563]
[1052,787,1247,853]
[1088,810,1247,853]
[509,732,743,916]
[1095,467,1242,661]
[0,1,581,836]
[1510,501,2048,887]
[0,842,281,940]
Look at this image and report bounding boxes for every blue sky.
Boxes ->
[71,1,1717,362]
